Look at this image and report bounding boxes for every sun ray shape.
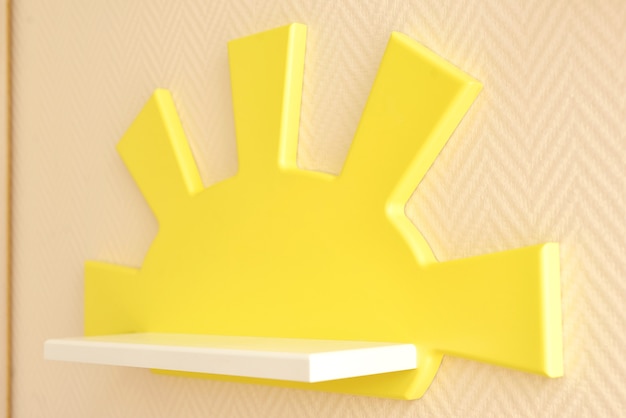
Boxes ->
[84,23,562,399]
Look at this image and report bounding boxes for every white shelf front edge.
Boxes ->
[44,333,417,382]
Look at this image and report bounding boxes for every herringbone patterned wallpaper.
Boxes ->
[11,0,626,416]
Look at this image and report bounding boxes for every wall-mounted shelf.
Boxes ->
[45,334,417,382]
[44,22,563,400]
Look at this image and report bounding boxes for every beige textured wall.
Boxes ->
[11,0,626,417]
[1,1,8,415]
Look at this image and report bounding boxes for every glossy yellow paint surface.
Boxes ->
[85,23,563,399]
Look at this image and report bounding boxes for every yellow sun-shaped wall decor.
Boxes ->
[82,23,562,399]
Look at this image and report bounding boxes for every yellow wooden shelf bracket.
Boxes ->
[45,23,563,400]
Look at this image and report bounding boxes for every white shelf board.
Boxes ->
[44,333,417,382]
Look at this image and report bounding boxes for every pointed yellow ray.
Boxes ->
[84,262,142,336]
[117,90,204,222]
[228,23,306,176]
[416,243,563,377]
[340,33,482,206]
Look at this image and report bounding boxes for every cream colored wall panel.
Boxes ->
[0,0,7,415]
[11,0,626,417]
